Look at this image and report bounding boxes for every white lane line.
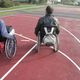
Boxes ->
[1,30,79,80]
[21,39,30,42]
[0,44,37,80]
[1,12,80,79]
[58,50,80,71]
[15,33,37,43]
[61,26,80,43]
[15,33,80,71]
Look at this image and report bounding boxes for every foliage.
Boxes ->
[14,2,20,6]
[0,0,14,8]
[78,2,80,6]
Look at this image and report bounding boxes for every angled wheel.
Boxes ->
[53,35,59,52]
[5,36,16,59]
[36,32,40,53]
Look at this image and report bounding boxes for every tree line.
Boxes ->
[0,0,80,8]
[0,0,47,8]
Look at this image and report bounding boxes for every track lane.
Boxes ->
[0,14,80,80]
[0,34,34,78]
[59,18,80,40]
[4,50,80,80]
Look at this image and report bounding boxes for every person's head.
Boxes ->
[46,6,53,15]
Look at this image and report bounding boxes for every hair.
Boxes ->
[46,6,53,14]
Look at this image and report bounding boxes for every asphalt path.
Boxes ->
[16,6,80,19]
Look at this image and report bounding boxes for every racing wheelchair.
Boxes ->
[0,26,16,59]
[36,26,59,52]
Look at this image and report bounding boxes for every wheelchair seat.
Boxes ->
[36,26,59,52]
[43,27,56,45]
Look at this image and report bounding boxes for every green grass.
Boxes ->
[0,4,79,17]
[0,4,42,10]
[0,11,16,16]
[0,4,44,16]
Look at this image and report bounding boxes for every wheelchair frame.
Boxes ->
[36,27,59,53]
[5,36,17,59]
[0,26,17,59]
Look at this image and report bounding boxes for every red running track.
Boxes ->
[0,14,80,80]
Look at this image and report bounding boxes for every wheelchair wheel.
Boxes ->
[36,32,40,53]
[5,37,16,59]
[53,35,59,52]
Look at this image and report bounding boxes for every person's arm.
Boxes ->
[0,20,13,39]
[35,17,43,36]
[53,17,60,34]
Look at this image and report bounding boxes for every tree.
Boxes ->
[28,0,32,3]
[0,0,14,8]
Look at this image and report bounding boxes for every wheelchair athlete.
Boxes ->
[35,6,60,43]
[0,19,16,59]
[0,19,14,42]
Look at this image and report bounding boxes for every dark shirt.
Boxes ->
[35,14,60,36]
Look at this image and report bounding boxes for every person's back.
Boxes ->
[35,6,60,42]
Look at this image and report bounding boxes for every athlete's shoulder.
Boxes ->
[0,19,4,23]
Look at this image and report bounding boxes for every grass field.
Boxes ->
[0,4,80,17]
[0,4,44,16]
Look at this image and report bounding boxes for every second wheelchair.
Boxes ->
[0,26,17,59]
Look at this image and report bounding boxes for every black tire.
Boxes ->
[36,32,40,53]
[53,36,59,52]
[5,36,16,59]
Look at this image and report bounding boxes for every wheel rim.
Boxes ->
[5,39,16,59]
